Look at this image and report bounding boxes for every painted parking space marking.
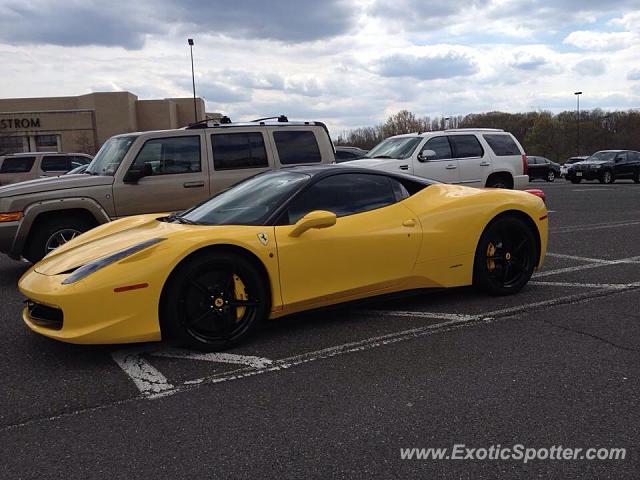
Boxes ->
[529,281,640,289]
[551,220,640,234]
[545,252,617,264]
[112,347,274,397]
[534,255,640,277]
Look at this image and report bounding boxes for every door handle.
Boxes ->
[479,162,491,166]
[402,219,416,227]
[183,181,205,188]
[399,165,409,170]
[445,164,457,169]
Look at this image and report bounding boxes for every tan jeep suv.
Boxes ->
[0,117,336,262]
[0,152,93,186]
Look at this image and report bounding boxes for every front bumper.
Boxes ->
[19,267,162,344]
[566,169,602,180]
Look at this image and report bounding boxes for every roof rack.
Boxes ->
[185,115,232,129]
[251,115,289,123]
[444,128,504,132]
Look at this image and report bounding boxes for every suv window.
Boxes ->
[421,136,451,161]
[483,134,520,156]
[0,156,35,173]
[286,173,397,224]
[41,156,71,172]
[131,136,201,176]
[273,131,321,165]
[615,152,628,163]
[212,132,268,170]
[450,135,484,158]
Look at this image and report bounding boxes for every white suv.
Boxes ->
[344,128,529,189]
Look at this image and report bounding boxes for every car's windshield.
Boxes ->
[364,137,422,160]
[86,135,137,176]
[586,151,617,163]
[179,171,310,226]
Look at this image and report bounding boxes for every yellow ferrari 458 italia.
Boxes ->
[19,165,548,350]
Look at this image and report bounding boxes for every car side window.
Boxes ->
[420,136,451,161]
[286,173,397,224]
[273,131,321,165]
[130,136,201,176]
[449,135,484,159]
[41,156,72,172]
[212,132,269,170]
[615,152,627,163]
[0,156,36,173]
[482,134,520,156]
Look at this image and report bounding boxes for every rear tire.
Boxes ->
[546,171,555,182]
[485,174,513,189]
[473,216,537,296]
[23,216,93,263]
[160,251,269,351]
[633,171,640,184]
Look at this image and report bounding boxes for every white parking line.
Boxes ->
[361,310,479,322]
[545,252,615,264]
[529,281,639,289]
[534,255,640,277]
[551,220,640,234]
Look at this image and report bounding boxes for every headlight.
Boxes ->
[62,238,166,285]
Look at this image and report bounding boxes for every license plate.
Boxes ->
[576,171,582,176]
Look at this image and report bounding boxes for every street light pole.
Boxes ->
[574,91,582,156]
[188,38,197,123]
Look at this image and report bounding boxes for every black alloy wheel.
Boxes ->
[601,170,615,184]
[473,216,537,295]
[162,251,269,351]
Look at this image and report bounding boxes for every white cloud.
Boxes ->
[573,59,607,76]
[563,30,634,51]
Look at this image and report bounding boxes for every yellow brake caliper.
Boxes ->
[487,243,496,272]
[233,274,248,321]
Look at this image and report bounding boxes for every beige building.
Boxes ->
[0,91,218,155]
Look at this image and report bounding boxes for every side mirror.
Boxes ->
[123,163,153,184]
[289,210,337,237]
[417,149,437,162]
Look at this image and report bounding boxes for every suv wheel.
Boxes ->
[633,170,640,184]
[23,216,94,263]
[570,177,582,184]
[485,174,513,189]
[601,170,615,184]
[546,171,555,182]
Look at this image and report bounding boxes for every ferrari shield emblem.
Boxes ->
[257,232,269,246]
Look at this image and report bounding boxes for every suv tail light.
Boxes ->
[522,154,529,175]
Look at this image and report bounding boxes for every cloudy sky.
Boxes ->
[1,0,639,133]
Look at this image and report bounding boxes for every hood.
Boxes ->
[340,158,404,171]
[573,160,611,167]
[33,214,178,275]
[0,174,113,197]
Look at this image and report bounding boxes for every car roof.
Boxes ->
[2,152,89,157]
[391,128,506,139]
[281,164,435,185]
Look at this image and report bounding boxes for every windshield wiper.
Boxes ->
[166,214,198,225]
[372,155,392,159]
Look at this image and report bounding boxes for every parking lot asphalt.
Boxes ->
[1,179,640,479]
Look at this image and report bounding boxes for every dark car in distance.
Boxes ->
[565,150,640,184]
[527,156,561,182]
[335,146,368,163]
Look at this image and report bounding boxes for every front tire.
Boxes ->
[601,170,615,184]
[570,178,582,184]
[473,216,537,295]
[23,216,93,263]
[546,171,555,182]
[161,251,269,351]
[633,170,640,184]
